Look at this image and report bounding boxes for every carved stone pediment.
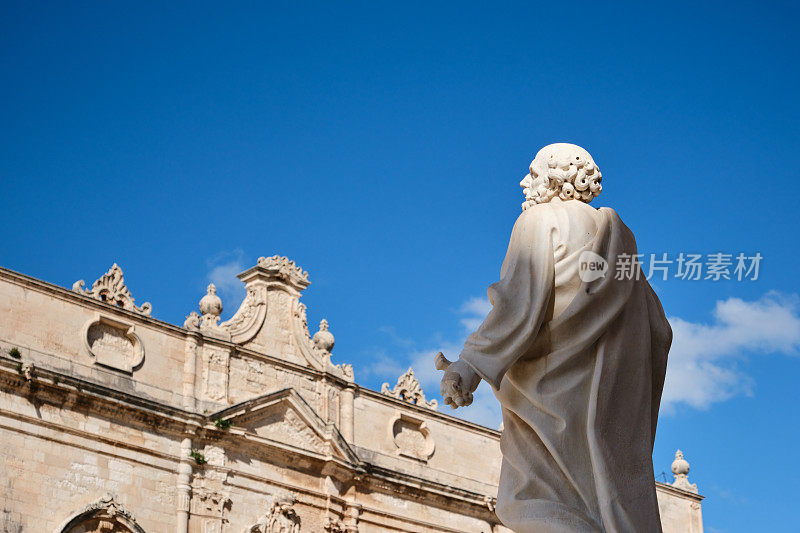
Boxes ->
[82,314,145,373]
[244,402,327,454]
[73,264,151,315]
[209,389,358,463]
[186,255,357,380]
[381,367,437,409]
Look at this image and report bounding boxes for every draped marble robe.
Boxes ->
[460,199,671,533]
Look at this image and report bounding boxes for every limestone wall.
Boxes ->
[0,386,180,531]
[0,261,703,533]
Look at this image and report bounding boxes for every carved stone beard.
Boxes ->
[522,195,537,211]
[520,173,538,211]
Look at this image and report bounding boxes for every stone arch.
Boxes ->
[56,494,146,533]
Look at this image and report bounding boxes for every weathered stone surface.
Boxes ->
[0,258,702,532]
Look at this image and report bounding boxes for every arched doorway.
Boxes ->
[56,494,146,533]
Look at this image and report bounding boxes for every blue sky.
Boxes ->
[1,2,799,531]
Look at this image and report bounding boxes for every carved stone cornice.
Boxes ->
[72,263,152,315]
[233,255,311,294]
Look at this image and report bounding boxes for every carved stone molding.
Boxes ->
[82,314,145,373]
[381,367,437,409]
[390,413,435,462]
[55,493,146,533]
[72,264,151,315]
[248,490,301,533]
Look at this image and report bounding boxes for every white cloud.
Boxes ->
[361,297,503,429]
[359,350,407,381]
[664,292,800,411]
[459,296,492,331]
[361,291,800,427]
[206,249,247,314]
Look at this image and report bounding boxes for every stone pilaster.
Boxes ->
[176,437,193,533]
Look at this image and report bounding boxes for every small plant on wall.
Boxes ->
[213,418,233,430]
[7,347,21,359]
[190,449,207,465]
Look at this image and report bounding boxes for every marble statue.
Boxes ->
[437,143,672,532]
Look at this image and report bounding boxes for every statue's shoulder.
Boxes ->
[515,202,559,227]
[596,206,627,227]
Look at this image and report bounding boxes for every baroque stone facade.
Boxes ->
[0,258,703,532]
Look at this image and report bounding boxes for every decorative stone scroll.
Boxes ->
[381,367,437,409]
[220,284,267,343]
[291,300,353,381]
[248,490,301,533]
[72,263,152,315]
[82,314,145,373]
[184,282,269,343]
[391,413,435,462]
[292,301,323,369]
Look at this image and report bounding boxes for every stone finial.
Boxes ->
[197,284,230,338]
[312,319,335,353]
[199,284,223,321]
[381,367,438,410]
[670,450,698,493]
[72,263,152,315]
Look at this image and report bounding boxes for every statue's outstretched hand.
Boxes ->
[436,354,481,409]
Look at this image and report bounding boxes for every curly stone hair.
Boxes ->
[521,143,603,210]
